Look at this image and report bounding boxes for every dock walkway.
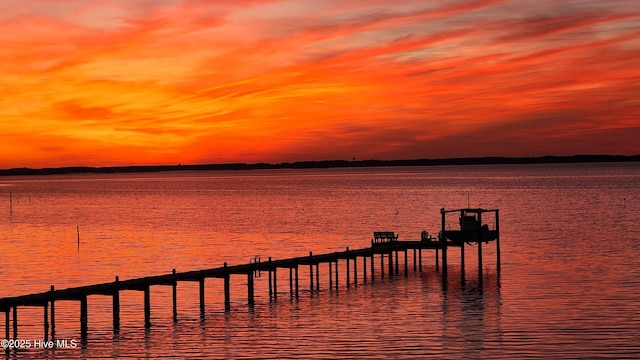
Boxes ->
[1,207,500,344]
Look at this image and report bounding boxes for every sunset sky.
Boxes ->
[1,0,639,168]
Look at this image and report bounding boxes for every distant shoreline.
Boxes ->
[1,155,638,177]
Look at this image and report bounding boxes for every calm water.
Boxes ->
[1,163,639,359]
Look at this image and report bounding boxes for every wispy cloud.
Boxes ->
[0,0,638,167]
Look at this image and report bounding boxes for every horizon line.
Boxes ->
[1,154,639,176]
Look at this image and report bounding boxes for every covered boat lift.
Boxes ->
[440,208,500,275]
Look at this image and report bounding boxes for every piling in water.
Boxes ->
[0,208,501,341]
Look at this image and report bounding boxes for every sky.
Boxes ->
[1,0,639,168]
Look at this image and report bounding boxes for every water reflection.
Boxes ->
[435,267,503,358]
[2,164,639,358]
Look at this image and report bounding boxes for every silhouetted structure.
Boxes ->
[1,208,500,344]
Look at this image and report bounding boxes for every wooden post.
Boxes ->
[346,258,351,288]
[478,239,483,275]
[461,241,465,274]
[80,295,88,340]
[171,270,177,323]
[388,251,393,276]
[315,264,320,292]
[50,285,56,340]
[334,261,339,290]
[4,309,9,343]
[199,278,205,319]
[419,248,423,271]
[380,253,384,278]
[496,210,501,273]
[370,254,375,282]
[272,267,278,300]
[309,252,314,294]
[224,274,231,311]
[295,265,299,298]
[328,262,333,290]
[43,303,49,342]
[478,211,483,275]
[113,277,120,332]
[441,208,447,277]
[289,267,294,297]
[268,258,273,300]
[13,306,18,339]
[247,271,255,306]
[413,249,417,271]
[353,256,358,285]
[144,283,151,328]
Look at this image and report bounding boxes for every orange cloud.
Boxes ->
[1,0,639,168]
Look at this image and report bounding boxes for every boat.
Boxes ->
[441,208,498,244]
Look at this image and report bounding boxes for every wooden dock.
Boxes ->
[1,208,499,343]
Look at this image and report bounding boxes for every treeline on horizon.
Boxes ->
[1,154,638,177]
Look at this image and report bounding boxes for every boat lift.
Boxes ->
[439,208,500,275]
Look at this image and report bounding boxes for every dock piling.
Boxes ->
[224,274,231,311]
[43,302,49,341]
[50,285,56,340]
[80,294,88,340]
[4,310,9,347]
[496,210,501,273]
[289,268,294,297]
[43,302,48,342]
[461,241,465,274]
[328,261,333,290]
[441,208,448,277]
[353,256,358,286]
[309,252,314,294]
[171,270,177,323]
[268,258,273,300]
[144,283,151,328]
[199,278,205,319]
[346,250,350,288]
[370,254,375,282]
[0,219,501,338]
[247,272,255,306]
[295,266,299,298]
[13,306,17,339]
[478,239,483,275]
[113,277,120,332]
[413,249,417,271]
[273,267,278,300]
[224,262,231,310]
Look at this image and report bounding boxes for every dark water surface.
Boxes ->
[1,163,639,359]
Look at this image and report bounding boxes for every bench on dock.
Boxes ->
[372,231,398,244]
